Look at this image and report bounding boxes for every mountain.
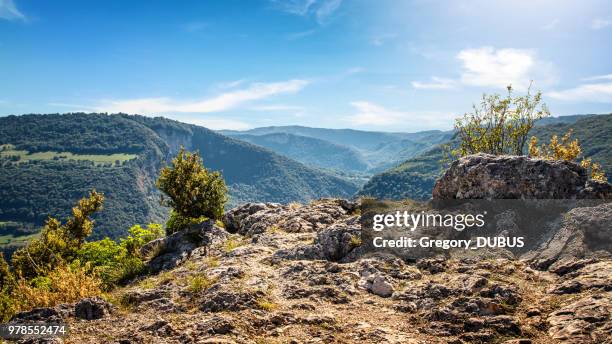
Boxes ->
[221,126,452,173]
[360,114,612,200]
[229,133,369,172]
[0,113,357,251]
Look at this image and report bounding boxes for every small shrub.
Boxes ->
[187,275,216,293]
[4,263,101,320]
[165,210,208,235]
[256,298,278,311]
[453,85,550,157]
[121,224,164,256]
[11,190,104,279]
[223,238,244,253]
[267,225,283,234]
[349,235,362,247]
[529,129,607,181]
[205,256,220,268]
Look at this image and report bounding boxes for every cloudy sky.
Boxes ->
[1,0,611,132]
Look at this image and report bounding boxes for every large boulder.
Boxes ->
[140,220,228,273]
[433,154,611,200]
[74,297,114,320]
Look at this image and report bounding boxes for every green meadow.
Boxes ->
[0,144,137,166]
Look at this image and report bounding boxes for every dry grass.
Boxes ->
[186,275,217,293]
[11,264,101,311]
[205,256,220,268]
[256,298,278,311]
[223,237,246,253]
[288,202,302,210]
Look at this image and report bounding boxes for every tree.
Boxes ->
[11,190,104,279]
[453,84,550,157]
[156,147,228,234]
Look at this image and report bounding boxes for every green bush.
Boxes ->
[453,85,550,157]
[165,210,208,235]
[157,147,228,234]
[78,223,163,289]
[11,190,104,279]
[120,223,164,256]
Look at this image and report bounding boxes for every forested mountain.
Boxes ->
[222,126,451,172]
[359,114,612,201]
[0,113,357,253]
[230,133,369,172]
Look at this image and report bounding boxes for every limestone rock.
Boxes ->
[525,203,612,269]
[141,220,228,273]
[548,293,612,343]
[74,297,114,320]
[11,307,64,323]
[433,153,611,200]
[367,274,394,297]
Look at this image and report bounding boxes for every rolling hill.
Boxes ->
[359,114,612,201]
[0,113,358,254]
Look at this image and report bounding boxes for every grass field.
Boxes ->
[0,233,38,246]
[0,144,137,166]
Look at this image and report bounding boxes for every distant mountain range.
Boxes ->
[221,126,452,173]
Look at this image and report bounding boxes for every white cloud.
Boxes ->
[412,77,456,90]
[216,79,247,89]
[272,0,342,25]
[94,79,309,114]
[413,47,555,92]
[346,101,455,128]
[0,0,25,21]
[457,47,544,90]
[548,82,612,103]
[582,74,612,81]
[272,0,316,16]
[315,0,342,24]
[591,18,611,30]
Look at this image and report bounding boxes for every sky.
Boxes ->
[1,0,611,132]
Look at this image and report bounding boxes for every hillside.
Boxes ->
[360,114,612,201]
[229,132,370,172]
[222,126,451,173]
[0,113,358,251]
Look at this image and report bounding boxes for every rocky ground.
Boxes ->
[9,198,610,344]
[9,154,612,344]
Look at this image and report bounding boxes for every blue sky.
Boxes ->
[1,0,611,132]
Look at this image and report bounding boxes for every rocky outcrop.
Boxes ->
[223,199,358,236]
[433,153,611,200]
[140,219,228,272]
[74,297,114,320]
[524,203,612,269]
[547,293,612,343]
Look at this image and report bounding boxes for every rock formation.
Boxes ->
[433,153,611,200]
